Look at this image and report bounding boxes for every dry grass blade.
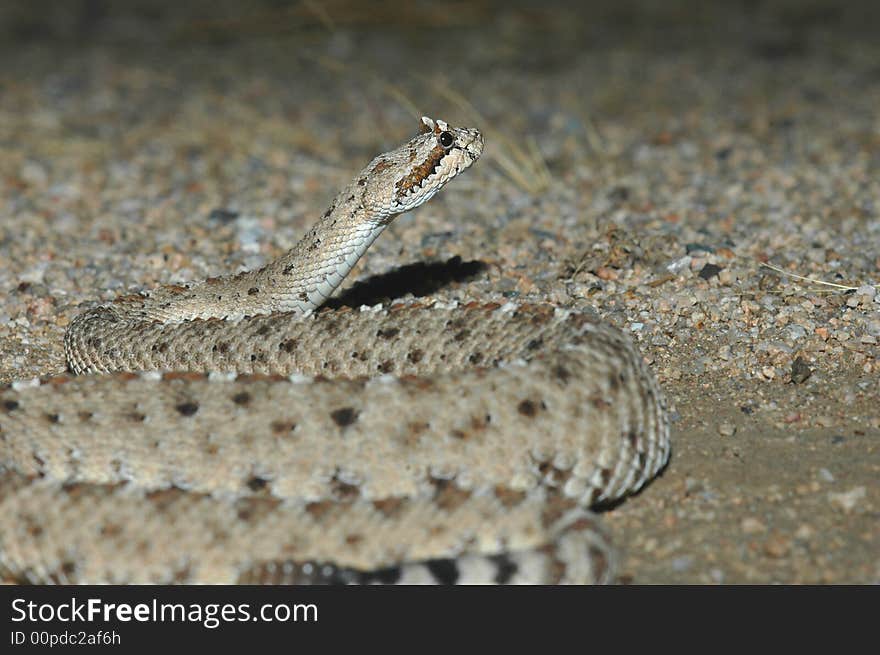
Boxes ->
[581,111,606,156]
[760,261,860,291]
[300,55,550,194]
[432,85,553,195]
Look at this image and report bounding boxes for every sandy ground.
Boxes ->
[0,0,877,583]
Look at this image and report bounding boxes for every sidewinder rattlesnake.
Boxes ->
[0,117,670,584]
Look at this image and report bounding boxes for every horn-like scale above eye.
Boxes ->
[439,131,454,148]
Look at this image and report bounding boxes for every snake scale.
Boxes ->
[1,117,670,584]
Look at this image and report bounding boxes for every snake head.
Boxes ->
[362,116,483,219]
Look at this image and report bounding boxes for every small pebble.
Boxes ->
[686,243,714,254]
[855,284,876,300]
[208,208,240,223]
[698,263,722,280]
[794,525,814,540]
[741,517,766,534]
[718,422,737,437]
[828,487,866,513]
[671,555,694,572]
[790,356,812,384]
[684,477,704,495]
[763,533,791,558]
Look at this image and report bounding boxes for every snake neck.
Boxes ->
[126,192,392,324]
[254,201,392,315]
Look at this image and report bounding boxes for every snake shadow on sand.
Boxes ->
[324,256,488,310]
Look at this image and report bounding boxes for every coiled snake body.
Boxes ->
[1,117,669,584]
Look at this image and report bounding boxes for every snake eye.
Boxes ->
[439,131,454,148]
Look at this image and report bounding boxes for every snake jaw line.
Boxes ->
[391,117,483,211]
